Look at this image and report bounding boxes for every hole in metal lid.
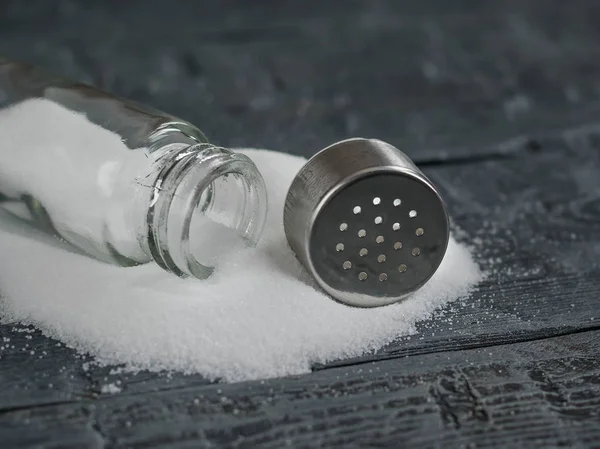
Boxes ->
[393,198,401,207]
[358,271,368,281]
[340,223,348,231]
[379,273,388,282]
[377,254,386,263]
[416,227,424,236]
[343,261,352,270]
[358,229,366,238]
[335,243,344,252]
[353,206,361,215]
[359,248,368,257]
[392,222,400,231]
[376,235,384,244]
[409,210,417,218]
[374,216,383,225]
[398,264,407,273]
[373,197,381,205]
[394,241,403,250]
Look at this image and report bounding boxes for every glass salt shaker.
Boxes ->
[0,57,268,279]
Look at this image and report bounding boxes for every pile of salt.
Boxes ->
[0,149,483,382]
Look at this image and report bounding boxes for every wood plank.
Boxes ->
[1,331,599,448]
[2,1,600,159]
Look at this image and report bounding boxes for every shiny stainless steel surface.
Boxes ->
[284,138,449,307]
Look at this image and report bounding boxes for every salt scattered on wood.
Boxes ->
[100,383,122,394]
[0,149,483,382]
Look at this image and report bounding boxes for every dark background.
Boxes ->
[1,1,600,448]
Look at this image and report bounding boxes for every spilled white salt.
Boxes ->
[100,383,122,394]
[0,149,483,382]
[0,98,153,260]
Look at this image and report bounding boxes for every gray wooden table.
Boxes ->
[1,1,599,447]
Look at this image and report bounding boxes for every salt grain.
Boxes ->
[0,149,483,382]
[100,383,122,394]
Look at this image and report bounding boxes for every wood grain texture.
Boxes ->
[1,0,600,447]
[2,0,600,160]
[1,332,599,448]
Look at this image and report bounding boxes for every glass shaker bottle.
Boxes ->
[0,57,268,279]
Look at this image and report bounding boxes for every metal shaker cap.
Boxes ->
[284,138,449,307]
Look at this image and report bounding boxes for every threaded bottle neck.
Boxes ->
[142,143,267,279]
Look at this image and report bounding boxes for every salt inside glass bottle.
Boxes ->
[0,57,268,279]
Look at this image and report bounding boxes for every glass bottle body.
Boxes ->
[0,57,267,278]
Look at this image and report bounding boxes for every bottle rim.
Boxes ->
[145,143,267,279]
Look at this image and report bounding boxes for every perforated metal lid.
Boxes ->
[284,138,449,307]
